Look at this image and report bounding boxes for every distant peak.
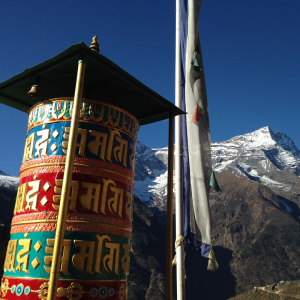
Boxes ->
[256,126,275,135]
[226,126,277,150]
[260,126,271,130]
[261,125,271,131]
[222,126,300,158]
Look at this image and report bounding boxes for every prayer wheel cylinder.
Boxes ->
[1,98,139,300]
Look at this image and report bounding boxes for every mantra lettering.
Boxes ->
[4,235,131,277]
[23,127,136,172]
[14,178,133,221]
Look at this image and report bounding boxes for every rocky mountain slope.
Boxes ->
[129,196,167,300]
[0,186,18,227]
[0,222,10,279]
[0,170,19,226]
[133,126,300,298]
[228,280,300,300]
[209,171,300,296]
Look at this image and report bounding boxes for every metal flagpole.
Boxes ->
[175,0,185,299]
[166,116,175,300]
[47,60,86,300]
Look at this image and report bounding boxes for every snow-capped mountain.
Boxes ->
[0,170,19,189]
[134,142,169,206]
[134,126,300,209]
[211,126,300,196]
[212,126,300,173]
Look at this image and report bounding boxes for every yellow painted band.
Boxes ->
[29,97,140,127]
[11,220,132,231]
[19,163,134,183]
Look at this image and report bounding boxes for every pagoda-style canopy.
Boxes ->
[0,42,184,125]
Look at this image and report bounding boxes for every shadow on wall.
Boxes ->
[173,246,236,300]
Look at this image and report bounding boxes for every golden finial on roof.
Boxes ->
[90,35,100,53]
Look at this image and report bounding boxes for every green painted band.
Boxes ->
[4,231,130,280]
[78,60,83,63]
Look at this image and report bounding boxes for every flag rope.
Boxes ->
[172,236,187,280]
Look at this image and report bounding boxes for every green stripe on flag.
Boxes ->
[192,52,202,72]
[210,170,221,193]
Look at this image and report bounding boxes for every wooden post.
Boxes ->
[166,116,175,300]
[47,60,86,300]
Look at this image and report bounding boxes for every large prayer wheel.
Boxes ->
[1,98,139,299]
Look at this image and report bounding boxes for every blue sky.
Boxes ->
[0,0,300,176]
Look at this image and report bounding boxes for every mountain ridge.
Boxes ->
[134,126,300,214]
[0,169,19,190]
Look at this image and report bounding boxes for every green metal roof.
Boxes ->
[0,42,184,125]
